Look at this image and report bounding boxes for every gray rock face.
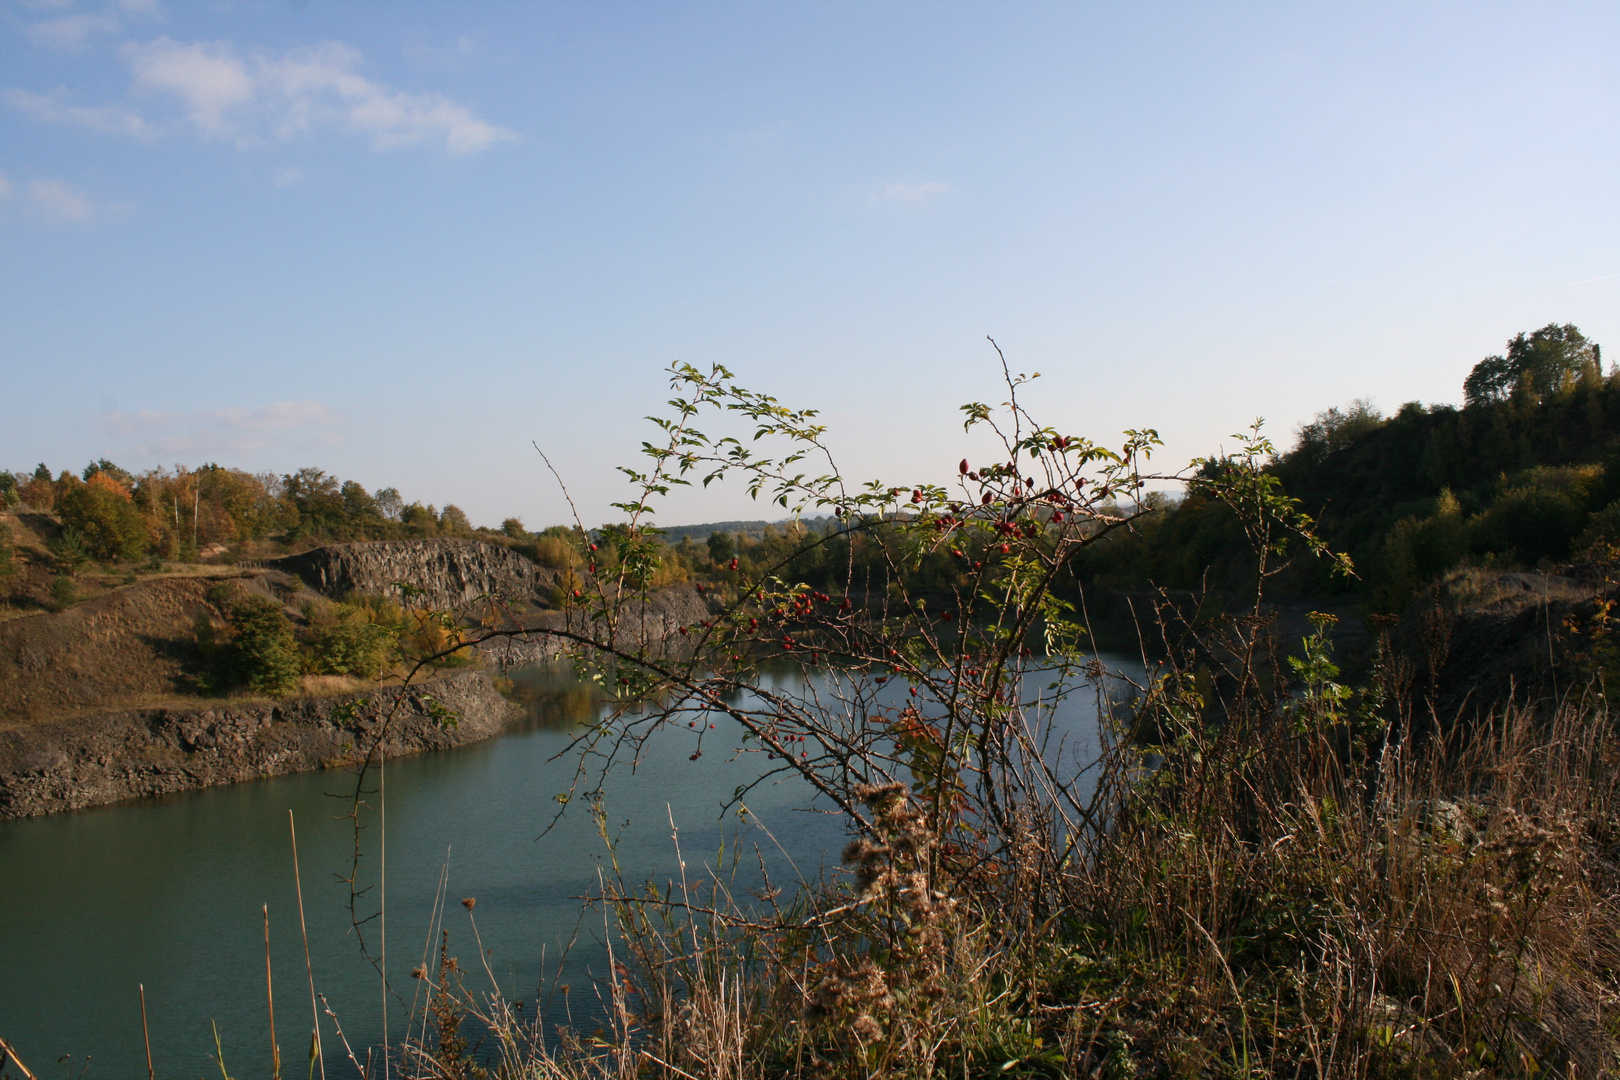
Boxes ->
[0,669,520,819]
[267,539,550,609]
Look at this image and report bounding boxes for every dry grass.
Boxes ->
[300,673,373,696]
[390,634,1620,1079]
[367,366,1620,1078]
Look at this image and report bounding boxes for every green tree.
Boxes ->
[706,529,736,565]
[283,467,347,537]
[47,573,75,610]
[1288,398,1383,468]
[401,502,440,536]
[306,603,395,678]
[215,593,302,697]
[81,459,134,485]
[439,505,472,534]
[1464,322,1602,406]
[500,517,527,539]
[1469,465,1602,564]
[340,480,383,532]
[48,525,91,576]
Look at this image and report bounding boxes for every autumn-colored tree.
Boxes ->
[19,464,55,511]
[82,459,134,485]
[56,472,148,562]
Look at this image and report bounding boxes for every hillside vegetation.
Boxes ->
[1075,324,1620,612]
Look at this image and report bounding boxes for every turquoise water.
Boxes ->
[0,662,1120,1077]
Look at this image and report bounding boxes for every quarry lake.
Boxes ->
[0,660,1127,1076]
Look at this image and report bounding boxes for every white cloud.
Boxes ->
[26,12,120,50]
[126,38,253,137]
[5,88,157,139]
[0,173,111,223]
[121,36,515,153]
[272,166,303,186]
[28,178,95,222]
[19,0,157,51]
[878,181,949,203]
[98,400,343,457]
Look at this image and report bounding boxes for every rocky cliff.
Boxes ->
[267,538,552,609]
[0,668,519,819]
[473,584,721,667]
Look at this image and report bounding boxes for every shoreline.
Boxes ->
[0,667,519,820]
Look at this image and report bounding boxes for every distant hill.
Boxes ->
[655,517,833,543]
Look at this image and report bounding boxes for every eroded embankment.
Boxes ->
[0,668,518,819]
[0,537,717,818]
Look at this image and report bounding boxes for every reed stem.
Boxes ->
[139,983,154,1080]
[289,810,325,1080]
[264,905,281,1080]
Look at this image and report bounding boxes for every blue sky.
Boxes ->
[3,1,1618,529]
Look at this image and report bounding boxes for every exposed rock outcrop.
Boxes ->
[472,584,722,667]
[267,539,552,609]
[0,668,519,819]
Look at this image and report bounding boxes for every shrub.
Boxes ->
[1577,497,1620,554]
[48,527,90,576]
[398,608,473,668]
[524,530,583,570]
[305,602,395,678]
[1375,488,1469,609]
[1470,464,1603,564]
[205,592,302,697]
[46,573,74,611]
